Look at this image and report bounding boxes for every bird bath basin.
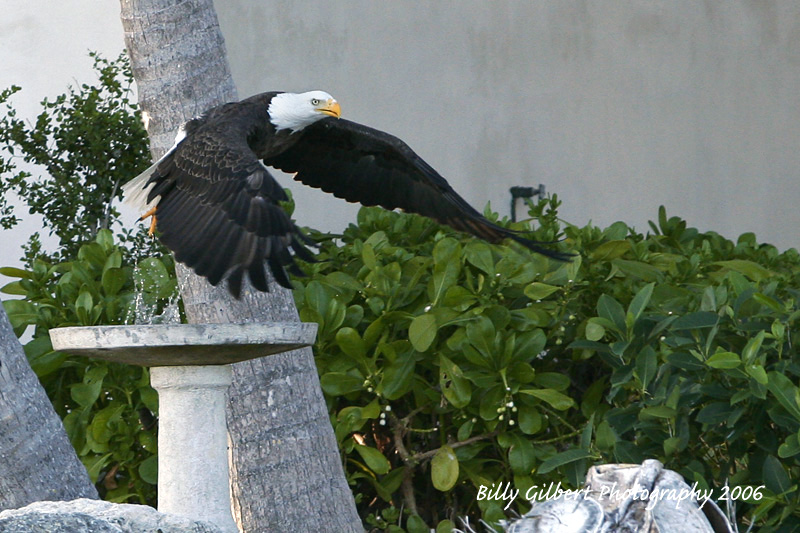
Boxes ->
[49,322,318,533]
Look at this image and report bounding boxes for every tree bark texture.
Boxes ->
[0,307,98,510]
[119,1,362,531]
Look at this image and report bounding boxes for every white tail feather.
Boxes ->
[122,122,189,212]
[121,160,160,212]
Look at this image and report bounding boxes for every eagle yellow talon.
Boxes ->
[140,206,158,236]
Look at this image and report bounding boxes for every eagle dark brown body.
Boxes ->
[123,91,571,298]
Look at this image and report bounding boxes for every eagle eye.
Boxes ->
[311,98,321,106]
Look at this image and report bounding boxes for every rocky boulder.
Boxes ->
[0,498,224,533]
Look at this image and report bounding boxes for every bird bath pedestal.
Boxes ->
[49,322,318,533]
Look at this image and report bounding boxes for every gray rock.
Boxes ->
[0,498,224,533]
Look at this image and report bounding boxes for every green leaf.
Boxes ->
[671,312,718,330]
[627,282,655,322]
[700,286,717,312]
[585,318,606,341]
[439,354,471,408]
[101,266,125,296]
[24,336,66,377]
[0,266,32,278]
[75,290,94,325]
[590,240,631,261]
[380,351,416,400]
[696,402,732,424]
[436,519,457,533]
[524,282,560,301]
[139,385,159,412]
[595,420,617,450]
[335,327,367,360]
[90,404,125,444]
[635,346,657,390]
[466,316,496,359]
[406,514,429,533]
[320,372,363,396]
[70,365,108,407]
[753,292,784,313]
[138,454,158,485]
[778,434,800,458]
[3,299,38,331]
[706,351,741,369]
[509,329,544,362]
[361,243,377,270]
[767,372,800,422]
[538,448,592,474]
[762,455,792,495]
[597,294,626,332]
[431,445,459,491]
[517,406,542,435]
[666,351,705,371]
[519,388,574,410]
[479,385,505,420]
[508,436,536,475]
[612,259,663,282]
[742,330,765,365]
[85,453,113,483]
[464,241,495,275]
[457,418,474,441]
[430,238,461,304]
[745,364,768,385]
[663,436,682,456]
[354,444,391,475]
[0,280,27,295]
[713,260,774,282]
[409,313,437,352]
[304,280,330,315]
[639,406,676,420]
[532,372,571,391]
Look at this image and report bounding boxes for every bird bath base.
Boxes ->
[50,322,318,533]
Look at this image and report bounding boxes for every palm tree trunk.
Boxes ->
[0,307,98,510]
[119,1,362,531]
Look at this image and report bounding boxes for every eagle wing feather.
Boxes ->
[143,119,310,297]
[265,118,571,260]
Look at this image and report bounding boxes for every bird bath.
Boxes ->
[49,322,318,533]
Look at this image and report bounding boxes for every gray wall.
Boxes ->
[218,1,800,251]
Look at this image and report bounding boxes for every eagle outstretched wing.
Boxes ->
[265,118,572,261]
[144,121,314,298]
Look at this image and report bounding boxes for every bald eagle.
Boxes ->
[123,91,571,298]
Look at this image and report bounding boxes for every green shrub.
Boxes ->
[294,199,800,532]
[0,52,151,265]
[2,230,177,505]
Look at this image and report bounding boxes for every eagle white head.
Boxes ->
[268,90,341,133]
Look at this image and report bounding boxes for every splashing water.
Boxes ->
[124,233,182,325]
[126,281,181,325]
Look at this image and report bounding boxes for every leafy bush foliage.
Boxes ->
[2,230,177,505]
[0,52,151,264]
[293,199,800,532]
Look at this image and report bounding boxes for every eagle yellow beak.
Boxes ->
[318,99,341,118]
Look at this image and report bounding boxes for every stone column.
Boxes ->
[150,365,237,532]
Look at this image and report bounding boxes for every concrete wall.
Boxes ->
[217,1,800,251]
[2,1,799,282]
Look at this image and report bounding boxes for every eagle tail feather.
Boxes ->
[121,161,160,212]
